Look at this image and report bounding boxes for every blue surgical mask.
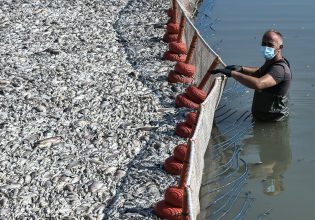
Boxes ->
[260,46,276,60]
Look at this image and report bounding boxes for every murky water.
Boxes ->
[196,0,315,219]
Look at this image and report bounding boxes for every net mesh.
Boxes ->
[168,1,253,220]
[169,1,232,219]
[176,0,225,94]
[187,77,226,219]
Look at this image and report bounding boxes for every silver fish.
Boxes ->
[33,136,63,148]
[0,79,10,88]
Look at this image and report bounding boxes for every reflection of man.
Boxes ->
[244,121,292,196]
[212,30,292,121]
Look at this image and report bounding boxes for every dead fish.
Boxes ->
[2,183,21,190]
[34,105,47,112]
[134,125,157,131]
[66,161,81,169]
[89,158,103,165]
[88,181,104,193]
[33,8,47,15]
[42,48,60,55]
[24,174,32,185]
[70,176,81,184]
[0,79,10,88]
[33,136,63,148]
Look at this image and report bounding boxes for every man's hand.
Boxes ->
[226,65,243,72]
[211,68,232,77]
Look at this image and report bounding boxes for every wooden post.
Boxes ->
[172,0,177,23]
[185,32,198,64]
[198,57,220,90]
[177,16,186,43]
[178,115,199,189]
[178,142,190,189]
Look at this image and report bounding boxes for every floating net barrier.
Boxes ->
[197,80,254,220]
[155,0,255,219]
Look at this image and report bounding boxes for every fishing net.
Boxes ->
[168,0,253,219]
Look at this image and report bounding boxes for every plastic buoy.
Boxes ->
[175,122,193,138]
[168,71,193,84]
[167,8,173,17]
[185,112,198,127]
[164,51,187,62]
[165,186,184,208]
[163,33,178,43]
[169,42,187,54]
[167,18,174,25]
[154,200,182,220]
[164,156,183,175]
[185,85,207,104]
[167,22,180,34]
[173,144,188,162]
[175,62,196,77]
[175,94,199,109]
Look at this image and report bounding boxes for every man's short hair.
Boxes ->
[264,29,284,46]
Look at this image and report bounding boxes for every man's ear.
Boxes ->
[280,45,283,49]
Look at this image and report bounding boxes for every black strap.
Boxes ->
[274,57,290,68]
[274,57,292,79]
[282,57,291,69]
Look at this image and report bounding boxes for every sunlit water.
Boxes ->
[195,0,315,219]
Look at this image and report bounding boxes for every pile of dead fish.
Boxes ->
[0,0,188,219]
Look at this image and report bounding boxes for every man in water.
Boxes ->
[212,30,292,121]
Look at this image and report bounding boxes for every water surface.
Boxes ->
[196,0,315,219]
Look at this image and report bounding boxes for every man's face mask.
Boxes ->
[261,46,276,60]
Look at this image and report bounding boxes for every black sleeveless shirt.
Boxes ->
[251,58,292,121]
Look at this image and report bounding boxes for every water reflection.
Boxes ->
[199,121,252,220]
[243,121,292,196]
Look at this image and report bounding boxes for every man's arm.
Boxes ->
[231,71,277,90]
[240,66,260,75]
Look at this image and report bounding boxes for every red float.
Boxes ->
[185,112,198,127]
[175,122,193,138]
[185,85,207,104]
[169,42,187,54]
[164,156,183,175]
[173,144,188,162]
[175,62,196,77]
[167,22,180,34]
[154,200,182,220]
[165,186,184,208]
[168,71,193,84]
[175,94,199,109]
[167,8,173,17]
[163,33,178,43]
[164,51,187,62]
